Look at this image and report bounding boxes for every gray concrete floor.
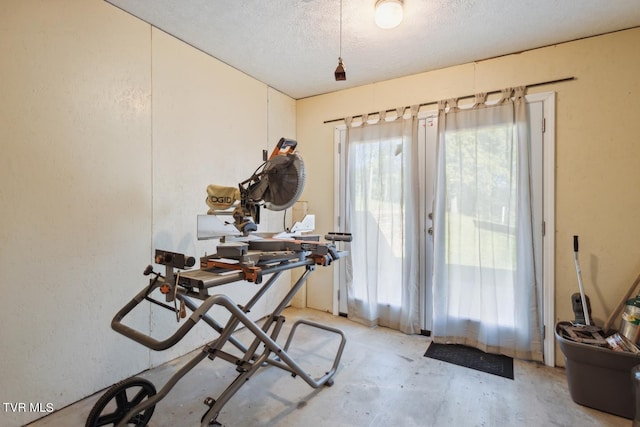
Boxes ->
[29,308,628,427]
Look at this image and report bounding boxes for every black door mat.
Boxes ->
[424,343,514,380]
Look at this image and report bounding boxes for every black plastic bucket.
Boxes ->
[556,321,640,419]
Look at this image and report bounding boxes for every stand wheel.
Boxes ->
[86,377,156,427]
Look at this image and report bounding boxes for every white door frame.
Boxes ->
[333,126,347,316]
[532,91,556,367]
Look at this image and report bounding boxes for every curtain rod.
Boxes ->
[323,76,576,124]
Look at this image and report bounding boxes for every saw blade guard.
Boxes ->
[205,138,305,234]
[250,152,305,211]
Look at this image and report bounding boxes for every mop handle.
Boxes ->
[573,235,591,326]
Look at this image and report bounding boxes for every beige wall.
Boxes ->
[0,2,152,426]
[297,28,640,364]
[0,1,295,425]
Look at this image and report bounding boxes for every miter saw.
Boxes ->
[200,137,349,281]
[205,137,305,235]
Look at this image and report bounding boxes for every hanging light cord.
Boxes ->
[339,0,342,59]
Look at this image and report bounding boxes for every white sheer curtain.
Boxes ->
[344,110,420,334]
[432,87,543,361]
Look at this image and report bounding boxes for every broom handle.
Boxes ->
[604,270,640,331]
[574,236,591,326]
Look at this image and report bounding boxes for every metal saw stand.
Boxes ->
[89,243,348,427]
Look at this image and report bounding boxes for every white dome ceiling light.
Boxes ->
[375,0,404,30]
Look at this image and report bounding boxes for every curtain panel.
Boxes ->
[431,87,543,361]
[344,110,421,334]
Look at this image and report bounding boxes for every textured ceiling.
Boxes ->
[105,0,640,99]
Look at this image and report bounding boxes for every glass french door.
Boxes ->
[335,95,552,364]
